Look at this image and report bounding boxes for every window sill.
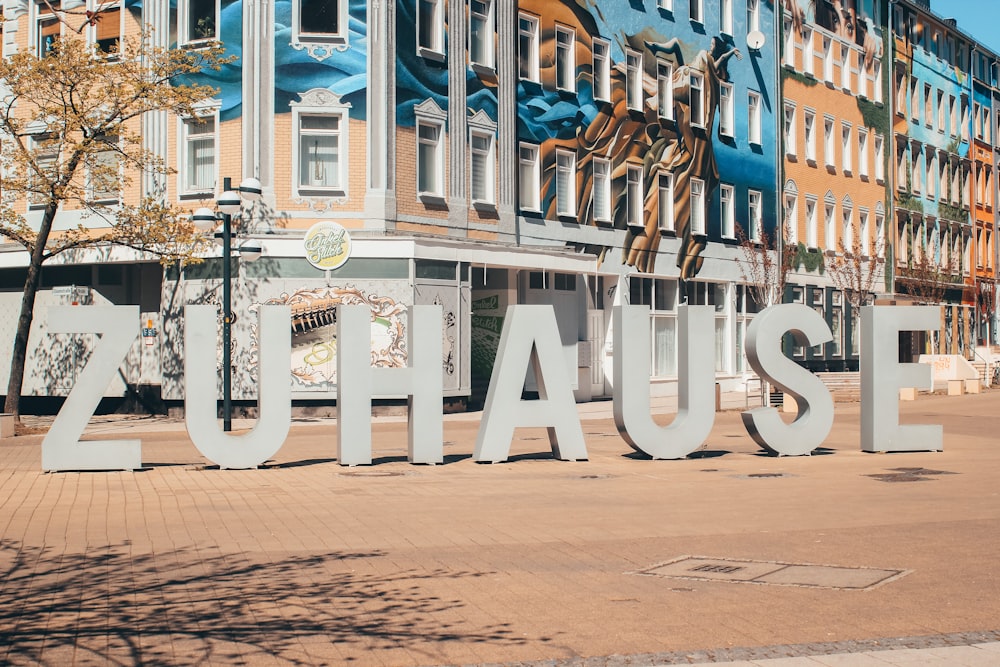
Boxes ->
[557,212,578,222]
[298,188,347,198]
[418,192,447,205]
[470,62,497,77]
[182,39,218,50]
[472,200,496,212]
[806,157,817,167]
[418,47,446,63]
[658,227,677,236]
[180,191,214,201]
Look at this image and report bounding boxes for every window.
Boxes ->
[949,94,957,136]
[36,0,60,57]
[626,164,643,229]
[873,60,882,103]
[924,84,933,127]
[518,143,540,211]
[859,209,870,256]
[784,101,796,157]
[910,78,918,121]
[469,0,495,68]
[555,149,576,217]
[937,90,945,132]
[804,110,816,162]
[593,39,611,102]
[29,133,58,207]
[748,91,761,144]
[961,95,970,141]
[823,37,834,83]
[657,0,672,9]
[555,25,575,92]
[719,82,734,137]
[803,28,814,76]
[747,190,762,241]
[691,178,706,235]
[182,0,218,44]
[691,0,703,23]
[658,172,675,232]
[783,17,795,68]
[824,202,836,251]
[784,191,798,244]
[840,44,851,90]
[720,183,734,237]
[88,133,120,202]
[295,0,346,44]
[180,116,215,195]
[858,128,869,178]
[805,196,818,248]
[721,0,732,35]
[518,13,539,81]
[296,115,345,192]
[876,212,885,258]
[911,144,921,194]
[896,145,908,191]
[842,202,853,251]
[841,123,852,174]
[657,60,674,119]
[418,0,444,55]
[470,131,495,205]
[93,5,121,56]
[747,0,760,33]
[417,120,444,197]
[592,158,611,222]
[926,149,935,200]
[626,50,642,111]
[874,133,884,182]
[824,115,835,167]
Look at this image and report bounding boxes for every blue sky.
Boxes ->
[930,0,1000,54]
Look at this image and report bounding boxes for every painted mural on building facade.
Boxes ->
[514,0,777,280]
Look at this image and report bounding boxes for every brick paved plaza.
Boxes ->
[1,392,999,665]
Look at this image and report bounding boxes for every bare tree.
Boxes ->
[895,248,958,305]
[736,222,795,309]
[826,232,886,317]
[0,29,231,420]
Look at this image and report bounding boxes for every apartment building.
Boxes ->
[0,0,780,408]
[780,0,890,371]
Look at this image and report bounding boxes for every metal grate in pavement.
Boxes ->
[634,556,910,590]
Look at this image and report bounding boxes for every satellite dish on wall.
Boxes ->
[747,30,766,50]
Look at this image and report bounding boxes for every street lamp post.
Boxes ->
[193,176,263,431]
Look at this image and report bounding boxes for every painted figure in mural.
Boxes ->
[624,37,742,281]
[784,0,881,67]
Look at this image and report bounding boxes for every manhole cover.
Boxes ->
[635,556,910,590]
[866,467,958,483]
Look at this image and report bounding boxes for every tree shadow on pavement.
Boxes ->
[0,540,524,665]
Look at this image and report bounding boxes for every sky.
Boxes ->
[929,0,1000,54]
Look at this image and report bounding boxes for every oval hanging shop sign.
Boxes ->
[304,221,352,270]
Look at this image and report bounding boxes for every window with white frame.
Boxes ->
[417,120,445,197]
[924,84,933,127]
[910,78,919,121]
[295,0,346,46]
[748,91,761,144]
[690,72,704,126]
[803,27,814,76]
[555,149,576,217]
[555,25,576,92]
[28,133,58,207]
[626,49,642,111]
[805,196,818,248]
[841,122,852,174]
[418,0,444,55]
[691,178,706,234]
[630,277,678,378]
[804,109,816,162]
[911,145,921,194]
[469,0,495,68]
[897,145,908,191]
[36,1,60,57]
[92,4,122,56]
[874,132,885,182]
[926,149,935,199]
[784,190,798,244]
[518,13,539,82]
[518,143,540,211]
[858,128,869,178]
[783,17,795,68]
[784,101,796,157]
[721,0,732,35]
[720,183,734,237]
[180,115,216,195]
[937,90,945,132]
[873,60,882,103]
[841,44,851,90]
[748,189,762,241]
[182,0,219,45]
[824,115,835,167]
[894,69,906,116]
[842,200,853,250]
[592,157,611,222]
[824,199,836,250]
[470,130,495,205]
[657,0,672,9]
[719,82,734,137]
[296,115,345,193]
[657,60,674,120]
[747,0,760,34]
[875,210,885,258]
[658,172,675,232]
[88,133,120,202]
[823,37,834,83]
[949,94,957,135]
[627,164,644,228]
[593,39,611,102]
[690,0,703,23]
[961,94,970,140]
[859,208,870,256]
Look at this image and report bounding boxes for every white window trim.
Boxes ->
[748,91,761,145]
[469,129,496,207]
[592,157,612,223]
[291,88,352,201]
[824,115,835,168]
[804,109,816,163]
[518,12,540,83]
[690,71,705,128]
[784,101,797,158]
[88,133,121,204]
[555,148,577,218]
[626,163,644,229]
[414,97,448,200]
[626,49,643,112]
[177,102,221,198]
[659,172,675,232]
[858,128,869,179]
[719,81,734,138]
[87,0,124,58]
[518,142,540,212]
[690,0,703,24]
[554,25,576,93]
[874,133,885,183]
[179,0,221,47]
[841,122,852,175]
[593,39,611,103]
[720,183,735,238]
[292,0,349,61]
[805,196,818,249]
[720,0,733,35]
[418,0,446,59]
[691,178,706,235]
[748,189,762,241]
[658,60,674,120]
[469,0,496,70]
